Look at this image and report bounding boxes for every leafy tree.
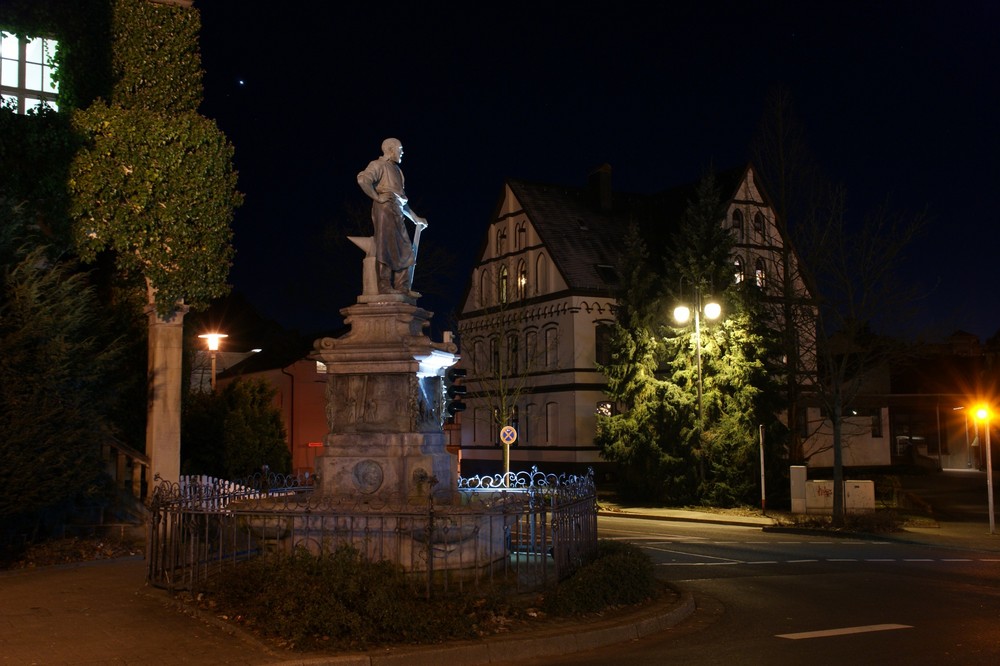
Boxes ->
[0,200,124,527]
[62,1,241,483]
[182,378,289,479]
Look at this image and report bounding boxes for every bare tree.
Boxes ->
[796,186,928,523]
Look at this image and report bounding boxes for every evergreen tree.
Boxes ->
[182,378,290,479]
[0,201,125,526]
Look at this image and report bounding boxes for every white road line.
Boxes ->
[787,559,818,563]
[777,624,912,640]
[827,558,857,562]
[747,560,778,564]
[656,561,738,567]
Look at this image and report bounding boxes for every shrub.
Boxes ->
[204,544,502,650]
[542,540,656,616]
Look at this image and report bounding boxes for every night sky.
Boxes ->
[196,1,999,345]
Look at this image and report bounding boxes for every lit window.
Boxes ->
[315,361,327,374]
[596,401,614,417]
[1,31,59,114]
[755,259,767,289]
[517,260,527,299]
[733,256,744,284]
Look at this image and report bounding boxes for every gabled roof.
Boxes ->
[503,165,753,294]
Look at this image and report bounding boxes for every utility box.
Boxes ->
[802,479,877,514]
[845,480,875,513]
[804,480,835,514]
[790,466,807,513]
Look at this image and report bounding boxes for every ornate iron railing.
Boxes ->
[146,467,596,596]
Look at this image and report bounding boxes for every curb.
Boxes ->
[599,509,774,528]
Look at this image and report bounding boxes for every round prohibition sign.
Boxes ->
[500,425,518,445]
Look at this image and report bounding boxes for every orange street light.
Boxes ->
[975,405,994,535]
[198,333,228,391]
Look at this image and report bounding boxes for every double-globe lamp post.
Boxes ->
[673,290,721,428]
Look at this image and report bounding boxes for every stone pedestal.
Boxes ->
[311,299,458,504]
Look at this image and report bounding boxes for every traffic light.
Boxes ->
[444,367,467,420]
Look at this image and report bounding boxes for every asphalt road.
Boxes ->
[503,516,1000,665]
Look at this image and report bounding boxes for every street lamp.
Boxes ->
[975,405,994,535]
[673,289,721,429]
[198,332,228,391]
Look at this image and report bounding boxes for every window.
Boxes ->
[1,31,59,114]
[498,265,508,304]
[479,270,491,307]
[753,212,765,236]
[525,330,538,371]
[731,209,744,240]
[595,323,614,366]
[490,337,500,374]
[596,401,614,417]
[506,333,519,375]
[515,222,527,250]
[544,327,558,369]
[535,254,549,295]
[545,402,559,444]
[733,256,744,284]
[496,227,507,255]
[754,259,766,289]
[525,403,537,446]
[517,260,527,299]
[871,409,883,438]
[473,338,485,374]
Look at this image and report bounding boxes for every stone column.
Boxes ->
[146,304,187,485]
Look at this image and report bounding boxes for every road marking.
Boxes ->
[827,558,857,562]
[865,559,896,562]
[652,560,741,567]
[904,558,934,562]
[787,559,818,563]
[747,560,778,564]
[981,559,1000,562]
[777,624,912,640]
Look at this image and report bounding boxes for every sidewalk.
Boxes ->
[3,484,998,665]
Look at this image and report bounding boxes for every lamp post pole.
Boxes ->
[198,333,227,392]
[673,286,720,482]
[977,406,994,534]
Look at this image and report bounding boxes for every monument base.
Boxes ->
[316,432,457,505]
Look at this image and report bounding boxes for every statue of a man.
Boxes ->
[356,138,428,295]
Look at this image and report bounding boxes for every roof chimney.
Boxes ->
[588,163,612,212]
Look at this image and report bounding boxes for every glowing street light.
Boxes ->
[673,290,721,430]
[975,405,994,535]
[198,332,228,391]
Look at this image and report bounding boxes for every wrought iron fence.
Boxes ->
[146,467,596,596]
